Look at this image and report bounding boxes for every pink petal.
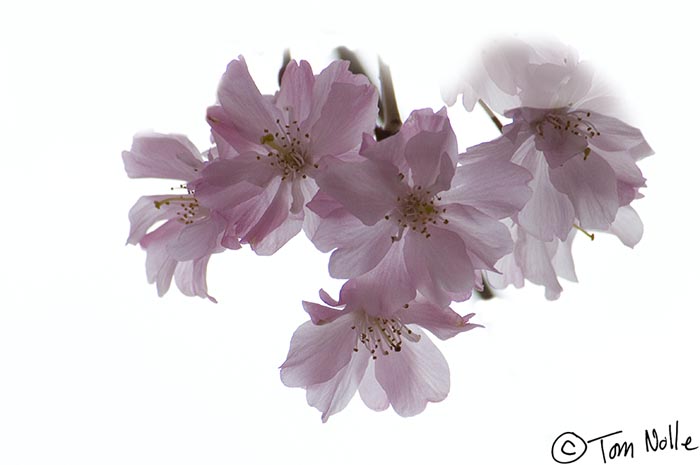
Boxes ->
[403,300,482,340]
[445,144,533,218]
[314,158,403,226]
[207,106,261,157]
[280,313,358,388]
[404,227,474,307]
[306,349,370,423]
[126,195,179,245]
[174,255,217,303]
[190,174,263,215]
[243,178,293,249]
[341,242,416,317]
[549,152,619,230]
[589,112,654,159]
[516,146,575,241]
[302,300,347,325]
[166,215,224,261]
[593,147,646,207]
[374,328,449,417]
[276,60,315,124]
[304,60,375,131]
[141,221,181,296]
[251,210,303,256]
[123,133,204,181]
[607,205,643,248]
[214,57,282,148]
[358,362,390,411]
[513,226,566,300]
[403,110,457,193]
[308,81,378,158]
[442,204,513,271]
[312,207,395,278]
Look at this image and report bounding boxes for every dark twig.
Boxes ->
[277,48,292,86]
[377,57,402,140]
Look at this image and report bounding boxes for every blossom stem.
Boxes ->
[478,99,504,133]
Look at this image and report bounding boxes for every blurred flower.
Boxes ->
[280,284,480,421]
[454,38,652,244]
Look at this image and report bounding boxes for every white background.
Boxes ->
[1,1,698,464]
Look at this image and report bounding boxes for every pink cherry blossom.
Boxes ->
[193,57,379,255]
[123,132,234,302]
[280,284,481,421]
[310,108,532,308]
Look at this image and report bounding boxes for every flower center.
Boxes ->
[387,184,448,241]
[153,185,205,225]
[259,118,315,180]
[351,315,420,359]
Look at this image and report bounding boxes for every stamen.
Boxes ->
[391,186,445,239]
[573,224,595,241]
[351,314,420,358]
[535,109,601,141]
[259,117,310,179]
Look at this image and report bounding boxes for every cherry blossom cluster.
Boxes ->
[123,38,652,421]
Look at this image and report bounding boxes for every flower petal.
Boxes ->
[306,349,370,423]
[126,195,179,245]
[358,362,390,412]
[375,328,450,417]
[174,255,217,303]
[606,205,643,248]
[403,300,482,340]
[308,81,378,158]
[341,242,416,317]
[123,133,204,181]
[141,220,181,296]
[213,57,282,148]
[403,109,457,193]
[549,151,619,230]
[166,215,224,261]
[447,139,533,218]
[276,60,315,124]
[404,227,474,307]
[280,313,358,387]
[314,158,403,226]
[312,207,394,278]
[243,178,293,249]
[442,204,513,271]
[516,145,575,241]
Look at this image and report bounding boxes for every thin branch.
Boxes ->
[377,57,402,140]
[277,48,292,86]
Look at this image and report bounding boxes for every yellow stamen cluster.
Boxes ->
[258,119,315,180]
[154,195,200,225]
[388,184,447,241]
